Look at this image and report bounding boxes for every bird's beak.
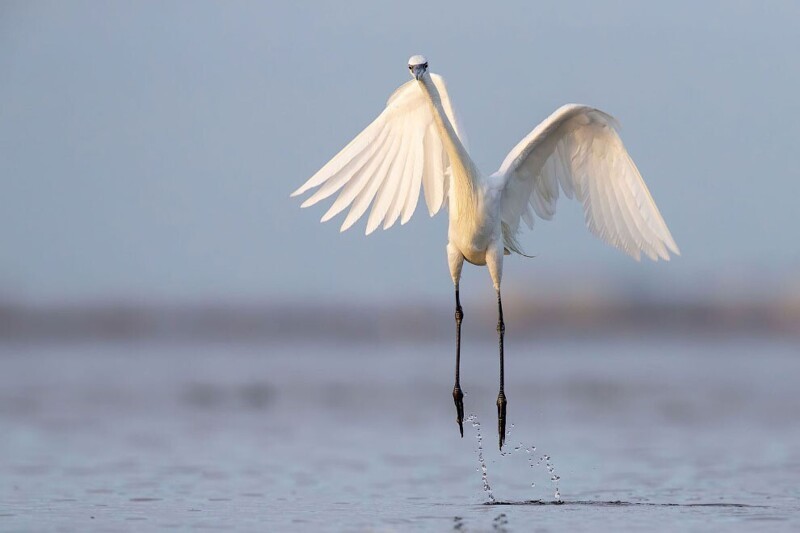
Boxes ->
[411,66,426,81]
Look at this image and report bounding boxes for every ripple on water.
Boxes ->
[483,500,769,508]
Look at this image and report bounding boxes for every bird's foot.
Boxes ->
[453,385,465,437]
[496,391,507,450]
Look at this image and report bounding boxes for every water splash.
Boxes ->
[544,454,562,502]
[467,415,562,503]
[500,423,516,457]
[466,414,495,503]
[517,446,563,500]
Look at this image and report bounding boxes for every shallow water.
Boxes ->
[1,337,799,531]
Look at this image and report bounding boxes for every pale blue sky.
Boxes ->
[1,1,799,303]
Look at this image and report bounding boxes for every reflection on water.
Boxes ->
[485,500,765,507]
[1,338,799,531]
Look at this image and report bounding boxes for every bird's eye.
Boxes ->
[423,63,428,69]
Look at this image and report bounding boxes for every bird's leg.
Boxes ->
[447,245,466,439]
[496,289,507,450]
[453,284,465,437]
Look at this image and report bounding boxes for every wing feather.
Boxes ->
[301,122,390,208]
[400,129,425,224]
[366,117,409,234]
[341,126,404,232]
[293,74,467,233]
[497,104,679,261]
[367,120,410,231]
[420,124,439,216]
[292,116,385,197]
[320,127,392,223]
[383,122,419,229]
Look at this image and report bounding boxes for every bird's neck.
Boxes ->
[417,74,479,216]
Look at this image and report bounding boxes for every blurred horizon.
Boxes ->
[3,286,798,343]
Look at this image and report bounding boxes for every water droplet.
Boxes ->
[467,414,494,503]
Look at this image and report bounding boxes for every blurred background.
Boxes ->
[1,0,799,315]
[1,1,799,530]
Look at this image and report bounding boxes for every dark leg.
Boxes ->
[496,290,507,450]
[453,285,465,437]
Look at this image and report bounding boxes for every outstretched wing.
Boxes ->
[497,104,679,261]
[292,74,466,234]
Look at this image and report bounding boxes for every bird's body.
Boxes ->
[293,55,679,449]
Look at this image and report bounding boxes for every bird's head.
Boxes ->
[408,55,428,81]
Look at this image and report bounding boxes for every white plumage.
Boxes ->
[497,104,679,261]
[292,55,679,449]
[292,69,677,263]
[293,74,467,231]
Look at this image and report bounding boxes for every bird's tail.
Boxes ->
[502,222,535,258]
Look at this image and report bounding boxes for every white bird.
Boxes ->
[292,55,679,449]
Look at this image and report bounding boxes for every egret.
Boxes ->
[292,55,679,449]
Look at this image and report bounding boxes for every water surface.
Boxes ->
[1,338,798,531]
